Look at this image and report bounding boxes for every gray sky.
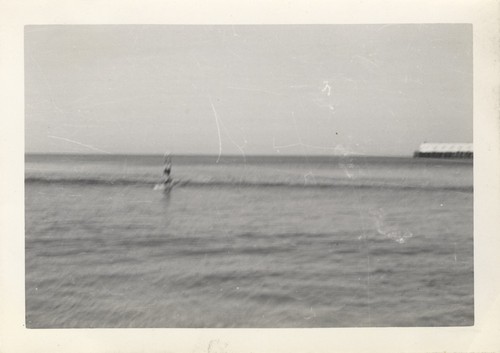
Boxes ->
[25,25,472,156]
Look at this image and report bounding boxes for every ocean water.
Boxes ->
[25,154,473,328]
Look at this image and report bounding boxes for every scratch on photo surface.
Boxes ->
[321,80,332,96]
[218,119,248,164]
[304,306,317,320]
[208,97,223,163]
[47,135,111,154]
[370,208,413,244]
[208,96,248,164]
[272,137,341,152]
[303,171,317,185]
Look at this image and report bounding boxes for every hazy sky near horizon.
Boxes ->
[25,25,472,156]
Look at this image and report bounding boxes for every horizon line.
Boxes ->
[24,152,414,158]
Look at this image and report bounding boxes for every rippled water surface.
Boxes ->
[25,154,473,327]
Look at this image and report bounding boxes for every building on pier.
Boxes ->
[413,143,473,159]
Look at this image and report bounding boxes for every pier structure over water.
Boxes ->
[413,143,473,159]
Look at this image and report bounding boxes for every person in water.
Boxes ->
[163,153,172,185]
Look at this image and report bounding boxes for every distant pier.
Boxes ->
[413,143,473,159]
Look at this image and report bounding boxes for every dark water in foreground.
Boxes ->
[25,154,473,327]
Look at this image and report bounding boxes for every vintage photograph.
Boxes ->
[25,25,473,328]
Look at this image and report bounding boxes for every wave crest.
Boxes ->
[24,175,472,192]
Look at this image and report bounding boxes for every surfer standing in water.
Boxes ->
[163,152,172,187]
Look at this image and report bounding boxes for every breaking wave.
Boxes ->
[24,175,473,193]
